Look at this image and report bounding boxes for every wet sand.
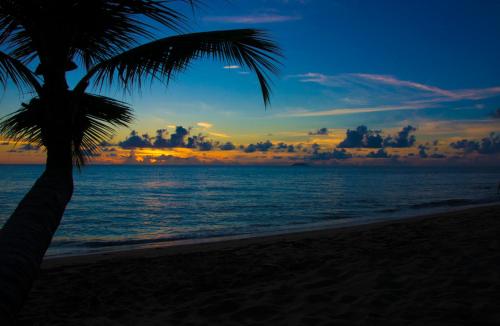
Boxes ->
[19,205,500,325]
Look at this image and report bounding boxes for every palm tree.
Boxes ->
[0,1,281,323]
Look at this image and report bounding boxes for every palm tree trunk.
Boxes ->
[0,146,73,324]
[0,59,76,324]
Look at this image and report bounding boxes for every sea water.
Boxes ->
[1,165,499,256]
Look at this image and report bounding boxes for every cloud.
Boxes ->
[198,142,214,151]
[168,126,189,147]
[293,72,329,84]
[418,144,447,159]
[154,155,202,165]
[331,149,351,160]
[99,140,114,147]
[367,149,390,158]
[310,148,352,160]
[219,142,236,151]
[284,103,430,117]
[186,134,214,151]
[82,150,101,158]
[119,126,191,149]
[274,142,297,153]
[308,127,329,136]
[122,151,202,165]
[292,72,500,102]
[245,141,273,153]
[275,142,288,150]
[418,145,429,158]
[153,129,169,148]
[197,122,213,129]
[223,65,241,70]
[208,131,229,138]
[353,73,456,97]
[383,125,416,148]
[338,126,383,148]
[286,73,500,117]
[18,144,40,151]
[204,14,301,24]
[430,153,446,159]
[119,131,152,149]
[450,132,500,155]
[311,143,320,154]
[449,140,480,153]
[337,125,416,149]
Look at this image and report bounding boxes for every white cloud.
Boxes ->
[223,65,241,70]
[197,122,213,129]
[290,72,500,103]
[208,132,230,138]
[282,103,432,117]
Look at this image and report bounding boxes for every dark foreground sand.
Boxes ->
[19,205,500,325]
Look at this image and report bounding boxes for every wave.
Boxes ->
[52,231,246,249]
[52,198,499,251]
[377,208,401,213]
[410,197,499,210]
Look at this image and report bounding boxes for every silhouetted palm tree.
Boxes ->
[0,1,281,323]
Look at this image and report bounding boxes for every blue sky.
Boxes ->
[1,0,499,164]
[119,0,500,137]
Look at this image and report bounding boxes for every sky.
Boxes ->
[1,0,499,165]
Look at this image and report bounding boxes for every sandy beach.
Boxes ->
[18,204,500,325]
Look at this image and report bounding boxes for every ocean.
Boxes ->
[1,165,499,256]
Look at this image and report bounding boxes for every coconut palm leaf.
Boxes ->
[0,0,196,67]
[0,92,133,167]
[0,50,41,93]
[0,98,43,146]
[70,93,133,166]
[77,29,282,106]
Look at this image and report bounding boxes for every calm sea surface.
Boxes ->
[1,165,499,256]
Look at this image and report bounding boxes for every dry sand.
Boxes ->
[19,205,500,325]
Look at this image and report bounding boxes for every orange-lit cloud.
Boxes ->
[197,122,213,129]
[2,119,499,167]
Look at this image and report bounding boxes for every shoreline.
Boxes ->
[42,202,499,268]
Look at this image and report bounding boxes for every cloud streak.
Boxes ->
[283,103,431,117]
[291,72,500,102]
[197,122,213,129]
[208,132,229,138]
[204,14,301,24]
[286,72,500,117]
[352,73,456,97]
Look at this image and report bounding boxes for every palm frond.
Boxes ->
[77,29,282,106]
[71,92,133,166]
[0,98,44,146]
[0,0,197,67]
[0,92,133,167]
[0,50,41,93]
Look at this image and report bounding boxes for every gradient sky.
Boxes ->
[1,0,499,165]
